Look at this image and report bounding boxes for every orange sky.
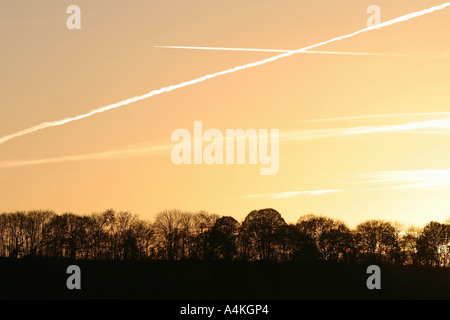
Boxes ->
[1,0,450,228]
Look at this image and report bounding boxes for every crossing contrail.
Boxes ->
[1,2,449,146]
[154,45,444,58]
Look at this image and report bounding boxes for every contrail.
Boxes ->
[1,2,449,146]
[155,45,443,58]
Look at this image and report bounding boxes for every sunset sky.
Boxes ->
[1,0,450,228]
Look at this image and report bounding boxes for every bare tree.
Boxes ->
[399,225,421,265]
[208,216,240,261]
[154,209,183,260]
[3,208,450,267]
[417,221,450,267]
[276,224,319,262]
[241,208,286,261]
[297,215,353,262]
[355,219,398,262]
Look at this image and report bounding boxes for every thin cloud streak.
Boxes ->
[242,189,341,199]
[1,2,449,146]
[354,169,450,190]
[0,143,171,169]
[155,45,444,58]
[303,112,450,123]
[5,115,450,169]
[281,116,450,142]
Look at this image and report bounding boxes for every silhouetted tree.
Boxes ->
[399,226,421,265]
[355,220,398,263]
[3,208,450,268]
[23,210,55,257]
[133,220,155,259]
[240,208,286,261]
[208,216,240,261]
[190,212,219,260]
[87,210,115,260]
[154,209,183,260]
[276,224,319,262]
[297,215,353,262]
[417,221,450,267]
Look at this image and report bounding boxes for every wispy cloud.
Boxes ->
[280,116,450,142]
[1,2,449,146]
[241,168,450,198]
[352,169,450,190]
[0,143,171,169]
[5,113,450,169]
[242,189,340,199]
[303,112,450,123]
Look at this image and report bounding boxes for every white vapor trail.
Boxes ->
[155,45,443,58]
[1,2,449,146]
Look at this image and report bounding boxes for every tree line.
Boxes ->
[0,208,449,267]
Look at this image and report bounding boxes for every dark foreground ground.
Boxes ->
[0,258,449,300]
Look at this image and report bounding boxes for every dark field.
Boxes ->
[1,258,449,300]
